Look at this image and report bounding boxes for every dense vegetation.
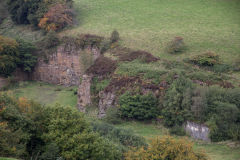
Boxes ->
[0,35,37,76]
[0,94,121,159]
[7,0,73,31]
[125,136,208,160]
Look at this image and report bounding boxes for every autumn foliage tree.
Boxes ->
[38,3,73,31]
[125,136,208,160]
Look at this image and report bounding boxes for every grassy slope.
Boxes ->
[64,0,240,63]
[6,81,77,107]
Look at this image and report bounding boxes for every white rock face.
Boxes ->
[185,121,210,141]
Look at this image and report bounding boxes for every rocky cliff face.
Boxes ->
[98,91,116,118]
[77,74,93,112]
[31,46,100,86]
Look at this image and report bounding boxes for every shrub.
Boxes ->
[119,92,159,120]
[162,75,193,127]
[92,122,147,149]
[38,3,74,31]
[100,38,111,54]
[190,52,220,66]
[125,136,208,160]
[103,107,122,124]
[75,34,104,49]
[110,30,120,43]
[0,0,8,24]
[39,31,60,49]
[169,125,186,136]
[166,36,186,54]
[0,36,19,76]
[16,39,37,72]
[212,64,232,73]
[207,102,240,142]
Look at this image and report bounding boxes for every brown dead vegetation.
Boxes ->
[118,50,159,63]
[104,75,168,96]
[86,56,117,76]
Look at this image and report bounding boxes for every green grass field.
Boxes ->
[6,81,78,107]
[63,0,240,63]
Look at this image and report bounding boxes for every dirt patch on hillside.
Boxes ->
[118,50,159,63]
[104,75,167,95]
[86,56,117,76]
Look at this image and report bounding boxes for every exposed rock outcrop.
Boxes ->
[77,74,93,112]
[98,76,168,118]
[32,46,100,86]
[185,121,210,141]
[98,91,116,118]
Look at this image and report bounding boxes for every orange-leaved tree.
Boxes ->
[125,136,208,160]
[38,3,73,31]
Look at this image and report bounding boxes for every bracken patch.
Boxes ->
[86,56,117,76]
[118,50,159,63]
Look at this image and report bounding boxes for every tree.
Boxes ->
[162,75,193,127]
[38,3,73,31]
[125,136,208,160]
[0,36,19,76]
[16,39,37,72]
[119,92,159,120]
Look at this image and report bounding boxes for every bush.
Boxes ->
[190,52,220,66]
[103,107,122,124]
[100,38,111,54]
[169,125,186,136]
[92,122,147,149]
[0,36,19,76]
[0,0,8,24]
[16,39,37,72]
[75,34,104,49]
[162,75,193,127]
[212,64,232,73]
[166,36,186,54]
[110,30,120,43]
[125,136,208,160]
[39,31,60,49]
[119,92,159,120]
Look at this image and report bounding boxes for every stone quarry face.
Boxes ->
[77,74,93,112]
[185,121,210,141]
[31,46,100,86]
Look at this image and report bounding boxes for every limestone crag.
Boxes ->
[77,74,93,112]
[185,121,210,141]
[32,46,100,86]
[98,91,116,118]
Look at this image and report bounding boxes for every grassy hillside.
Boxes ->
[63,0,240,63]
[6,81,78,107]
